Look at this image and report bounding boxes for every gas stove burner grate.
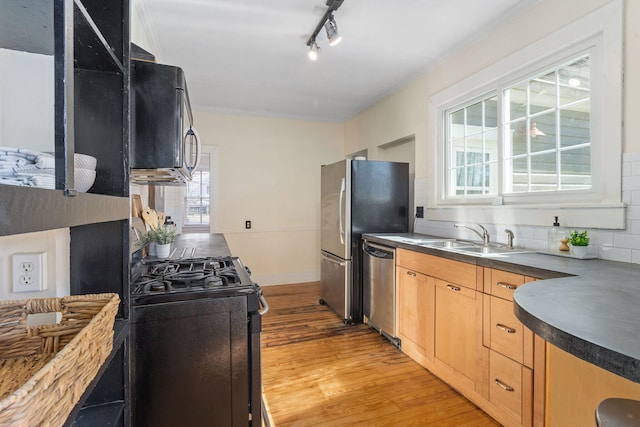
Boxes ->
[133,255,249,296]
[148,262,180,276]
[165,271,222,289]
[174,257,236,273]
[133,278,173,294]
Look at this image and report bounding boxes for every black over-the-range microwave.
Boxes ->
[130,58,201,185]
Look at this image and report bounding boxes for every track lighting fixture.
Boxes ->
[324,15,342,46]
[306,0,345,60]
[308,41,319,61]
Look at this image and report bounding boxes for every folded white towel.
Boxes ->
[28,174,55,189]
[35,154,55,169]
[0,156,28,166]
[0,148,56,189]
[0,147,55,168]
[13,164,55,174]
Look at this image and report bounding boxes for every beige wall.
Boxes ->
[3,0,637,295]
[346,0,634,181]
[193,112,344,285]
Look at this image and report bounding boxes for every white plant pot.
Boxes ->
[156,243,171,259]
[571,245,589,258]
[148,241,157,257]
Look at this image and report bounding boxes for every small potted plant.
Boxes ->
[568,230,590,258]
[150,225,177,258]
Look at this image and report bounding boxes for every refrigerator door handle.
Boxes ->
[321,251,347,266]
[338,177,346,244]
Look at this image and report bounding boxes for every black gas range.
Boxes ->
[131,255,260,304]
[130,250,268,427]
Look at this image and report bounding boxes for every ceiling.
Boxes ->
[134,0,539,122]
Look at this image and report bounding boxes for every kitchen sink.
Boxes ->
[381,236,455,245]
[420,240,474,249]
[417,240,532,257]
[377,236,531,257]
[451,245,532,257]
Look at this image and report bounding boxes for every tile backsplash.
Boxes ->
[414,152,640,264]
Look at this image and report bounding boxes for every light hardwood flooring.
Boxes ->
[261,282,501,426]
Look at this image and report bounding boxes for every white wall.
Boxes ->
[188,112,344,285]
[0,49,54,152]
[0,229,70,301]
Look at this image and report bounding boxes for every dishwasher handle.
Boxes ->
[363,241,395,259]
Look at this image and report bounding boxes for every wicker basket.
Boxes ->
[0,293,119,427]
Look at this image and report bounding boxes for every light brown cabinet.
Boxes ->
[396,266,434,366]
[483,269,541,427]
[489,349,533,424]
[484,295,532,367]
[434,278,486,392]
[394,248,545,427]
[545,344,640,426]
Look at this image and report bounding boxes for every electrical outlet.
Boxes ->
[245,220,252,229]
[416,206,424,218]
[12,252,47,292]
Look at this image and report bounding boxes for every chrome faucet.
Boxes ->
[505,229,515,249]
[454,223,490,246]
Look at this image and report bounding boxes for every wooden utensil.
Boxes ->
[131,195,143,218]
[141,207,159,230]
[156,211,166,226]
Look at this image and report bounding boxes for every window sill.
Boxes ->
[426,203,626,229]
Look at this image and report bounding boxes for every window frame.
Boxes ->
[183,152,211,230]
[428,1,624,228]
[445,94,499,198]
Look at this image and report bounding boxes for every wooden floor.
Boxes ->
[261,282,501,427]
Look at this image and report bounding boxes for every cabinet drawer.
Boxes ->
[397,248,478,290]
[487,269,527,301]
[489,296,530,365]
[484,295,534,368]
[489,350,533,425]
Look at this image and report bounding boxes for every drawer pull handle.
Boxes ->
[446,284,461,292]
[496,323,516,334]
[497,282,517,290]
[407,271,417,277]
[495,379,514,392]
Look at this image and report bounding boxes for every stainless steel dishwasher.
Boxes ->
[362,240,399,347]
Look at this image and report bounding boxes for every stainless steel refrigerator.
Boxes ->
[320,159,409,324]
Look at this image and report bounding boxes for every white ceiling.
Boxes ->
[134,0,539,122]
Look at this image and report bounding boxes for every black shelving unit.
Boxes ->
[1,0,131,425]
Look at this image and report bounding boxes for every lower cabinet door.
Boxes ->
[434,278,483,389]
[396,266,434,366]
[489,349,533,426]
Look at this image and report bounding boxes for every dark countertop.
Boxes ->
[363,232,640,383]
[173,233,231,257]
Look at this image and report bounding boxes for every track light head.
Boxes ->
[324,16,342,46]
[308,41,319,61]
[305,0,344,60]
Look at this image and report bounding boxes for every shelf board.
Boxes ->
[72,401,124,427]
[67,193,129,226]
[0,185,68,236]
[0,0,54,55]
[0,185,129,236]
[73,0,123,73]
